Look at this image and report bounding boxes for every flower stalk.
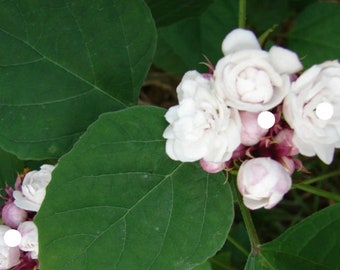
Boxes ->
[238,0,247,29]
[293,184,340,202]
[230,178,260,254]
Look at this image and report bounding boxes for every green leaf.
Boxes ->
[35,106,234,270]
[245,204,340,270]
[0,147,23,196]
[145,0,213,27]
[0,0,156,159]
[193,260,212,270]
[247,0,289,33]
[288,2,340,68]
[210,251,232,270]
[153,0,238,75]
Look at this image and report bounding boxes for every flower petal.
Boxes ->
[268,46,303,74]
[13,191,40,212]
[221,28,260,56]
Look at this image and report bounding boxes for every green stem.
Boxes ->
[238,0,247,28]
[227,235,249,256]
[293,184,340,202]
[295,170,340,186]
[230,179,260,253]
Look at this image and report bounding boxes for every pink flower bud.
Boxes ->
[274,129,299,156]
[239,111,268,146]
[200,159,225,173]
[237,157,292,210]
[2,202,28,229]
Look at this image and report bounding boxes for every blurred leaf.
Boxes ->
[35,106,234,270]
[245,204,340,270]
[223,224,250,268]
[145,0,213,27]
[0,0,156,159]
[210,251,233,270]
[193,260,212,270]
[0,147,23,192]
[247,0,288,33]
[288,2,340,68]
[153,0,238,75]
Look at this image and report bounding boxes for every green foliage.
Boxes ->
[245,204,340,270]
[153,0,238,75]
[35,106,234,270]
[0,0,156,159]
[288,2,340,68]
[145,0,213,27]
[0,147,23,195]
[0,0,340,269]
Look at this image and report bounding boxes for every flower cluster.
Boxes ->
[163,28,340,210]
[0,164,55,269]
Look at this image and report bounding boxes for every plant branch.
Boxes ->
[293,183,340,202]
[295,170,340,186]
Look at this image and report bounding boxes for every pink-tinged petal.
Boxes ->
[268,46,303,74]
[199,159,225,173]
[221,28,260,56]
[265,193,284,209]
[243,196,268,210]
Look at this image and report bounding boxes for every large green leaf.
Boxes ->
[0,0,156,159]
[145,0,213,27]
[287,2,340,68]
[35,106,234,270]
[245,203,340,270]
[153,0,238,75]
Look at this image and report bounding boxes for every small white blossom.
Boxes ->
[237,157,292,210]
[17,221,39,259]
[283,60,340,164]
[163,70,241,163]
[0,225,20,269]
[214,28,302,112]
[13,164,55,212]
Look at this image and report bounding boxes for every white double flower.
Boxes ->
[163,70,241,163]
[283,60,340,164]
[214,28,302,112]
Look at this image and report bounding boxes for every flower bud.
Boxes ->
[2,202,28,229]
[237,157,292,210]
[239,111,268,146]
[199,159,225,173]
[0,225,20,269]
[274,129,299,156]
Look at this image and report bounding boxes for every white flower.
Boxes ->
[283,60,340,164]
[237,157,292,210]
[163,70,241,163]
[17,221,39,259]
[13,164,55,212]
[0,225,20,269]
[214,28,302,112]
